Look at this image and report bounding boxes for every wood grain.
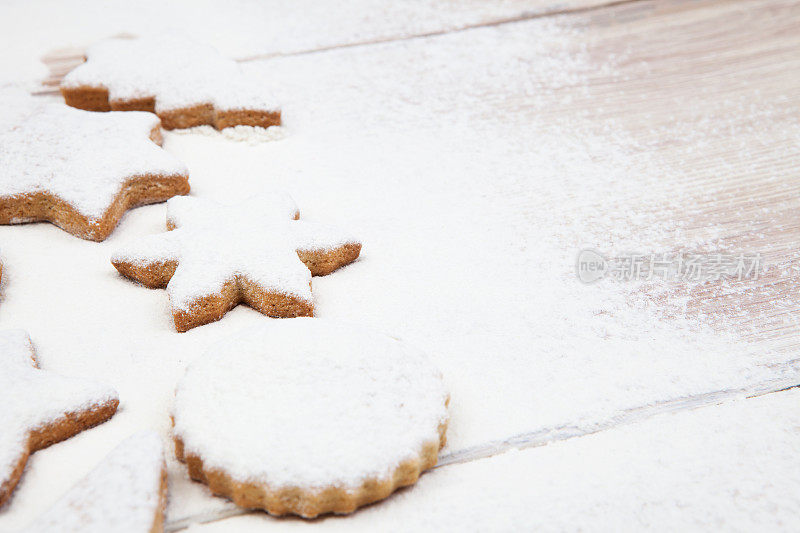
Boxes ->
[575,0,800,352]
[186,1,799,528]
[37,0,624,93]
[32,0,800,529]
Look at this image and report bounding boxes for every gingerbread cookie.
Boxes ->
[0,330,119,507]
[111,193,361,332]
[0,88,189,241]
[27,431,167,533]
[61,36,280,130]
[26,432,166,533]
[172,319,449,518]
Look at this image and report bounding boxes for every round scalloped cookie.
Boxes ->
[172,318,449,518]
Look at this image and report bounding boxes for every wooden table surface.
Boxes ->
[20,0,800,529]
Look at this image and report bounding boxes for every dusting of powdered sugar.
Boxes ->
[0,88,187,218]
[256,389,800,532]
[171,125,288,144]
[25,431,164,533]
[0,330,118,493]
[61,36,279,114]
[0,7,795,531]
[172,318,448,490]
[111,194,359,311]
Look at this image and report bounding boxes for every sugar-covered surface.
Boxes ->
[0,330,118,496]
[111,194,359,312]
[0,88,187,218]
[62,37,280,113]
[189,387,800,532]
[173,319,447,489]
[26,431,164,533]
[0,0,799,531]
[1,0,605,85]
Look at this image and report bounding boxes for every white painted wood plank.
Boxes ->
[186,387,800,531]
[163,0,800,526]
[1,0,798,531]
[6,0,615,87]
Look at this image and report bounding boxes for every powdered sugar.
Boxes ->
[172,318,448,490]
[193,388,800,532]
[0,2,796,530]
[111,194,360,312]
[171,124,288,145]
[26,431,164,533]
[0,330,118,495]
[62,36,279,114]
[0,88,187,219]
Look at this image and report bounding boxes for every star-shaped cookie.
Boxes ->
[0,330,119,507]
[0,88,189,241]
[111,193,361,331]
[61,36,280,130]
[26,432,166,533]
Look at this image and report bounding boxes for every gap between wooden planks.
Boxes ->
[187,0,800,527]
[164,378,800,531]
[33,0,800,529]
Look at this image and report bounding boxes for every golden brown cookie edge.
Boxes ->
[0,398,119,508]
[297,242,362,276]
[150,461,168,533]
[0,449,30,508]
[172,414,448,518]
[111,261,317,332]
[62,84,282,130]
[0,171,190,242]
